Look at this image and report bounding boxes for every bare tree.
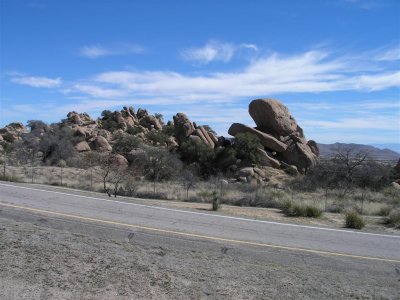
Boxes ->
[0,142,15,179]
[181,169,197,201]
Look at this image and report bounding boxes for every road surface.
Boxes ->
[0,181,399,262]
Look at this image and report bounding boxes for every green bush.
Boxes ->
[233,132,262,165]
[345,211,365,229]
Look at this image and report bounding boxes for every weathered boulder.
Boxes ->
[307,140,319,156]
[199,126,215,148]
[173,113,195,143]
[113,154,129,169]
[90,136,112,152]
[166,137,179,149]
[279,141,318,173]
[75,141,91,152]
[228,123,287,152]
[74,127,87,137]
[139,115,162,130]
[67,111,83,125]
[257,148,281,168]
[238,167,254,177]
[188,135,202,144]
[249,99,300,136]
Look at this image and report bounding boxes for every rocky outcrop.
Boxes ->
[173,113,195,143]
[0,122,28,142]
[228,123,287,152]
[229,98,319,173]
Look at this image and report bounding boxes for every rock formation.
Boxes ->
[229,98,319,173]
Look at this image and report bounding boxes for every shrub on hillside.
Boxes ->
[344,210,365,229]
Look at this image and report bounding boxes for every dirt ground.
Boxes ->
[1,214,399,300]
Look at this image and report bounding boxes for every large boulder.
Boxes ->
[249,99,301,137]
[75,141,91,152]
[279,141,318,173]
[257,148,281,169]
[228,123,287,152]
[90,136,112,152]
[173,113,195,144]
[113,154,128,169]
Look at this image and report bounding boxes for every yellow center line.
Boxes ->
[1,202,399,264]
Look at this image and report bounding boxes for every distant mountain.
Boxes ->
[317,143,400,161]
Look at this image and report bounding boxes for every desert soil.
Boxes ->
[1,212,399,300]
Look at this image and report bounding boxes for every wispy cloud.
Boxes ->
[181,40,258,64]
[10,74,61,88]
[375,46,400,61]
[78,43,144,59]
[68,49,399,102]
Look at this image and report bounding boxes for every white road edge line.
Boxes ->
[1,182,399,239]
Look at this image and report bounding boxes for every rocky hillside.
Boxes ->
[318,143,400,160]
[0,98,319,183]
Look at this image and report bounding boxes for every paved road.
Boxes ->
[0,181,399,262]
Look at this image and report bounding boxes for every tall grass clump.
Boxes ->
[384,209,400,229]
[344,210,365,229]
[281,200,322,218]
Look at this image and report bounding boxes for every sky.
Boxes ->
[0,0,399,150]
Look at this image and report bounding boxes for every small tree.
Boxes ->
[0,142,15,179]
[142,147,181,196]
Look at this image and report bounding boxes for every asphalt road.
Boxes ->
[0,181,400,263]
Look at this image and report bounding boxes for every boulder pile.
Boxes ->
[229,99,319,173]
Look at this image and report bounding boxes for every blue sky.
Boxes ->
[1,0,399,149]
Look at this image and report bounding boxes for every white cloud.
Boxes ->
[69,49,398,102]
[78,43,144,59]
[181,40,235,64]
[376,46,400,61]
[11,75,61,88]
[181,40,258,64]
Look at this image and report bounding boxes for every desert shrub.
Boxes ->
[126,126,144,135]
[212,191,220,211]
[256,188,290,208]
[113,135,141,154]
[233,132,262,165]
[179,139,217,178]
[162,122,174,136]
[0,174,21,182]
[344,210,365,229]
[100,110,119,132]
[146,130,169,145]
[281,200,322,218]
[384,209,400,229]
[2,133,16,143]
[378,205,392,216]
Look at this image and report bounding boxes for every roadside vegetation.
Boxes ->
[1,118,399,231]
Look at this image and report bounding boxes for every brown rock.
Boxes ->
[139,115,162,130]
[188,135,202,144]
[249,99,300,136]
[280,141,318,173]
[173,113,195,143]
[75,141,91,152]
[228,123,287,152]
[307,140,319,156]
[257,148,281,168]
[199,126,215,148]
[113,154,128,169]
[74,127,87,137]
[193,129,210,146]
[90,136,112,152]
[166,137,179,148]
[238,167,254,177]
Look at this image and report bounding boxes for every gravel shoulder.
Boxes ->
[1,209,399,300]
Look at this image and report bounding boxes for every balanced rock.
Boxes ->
[228,123,287,152]
[249,99,300,136]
